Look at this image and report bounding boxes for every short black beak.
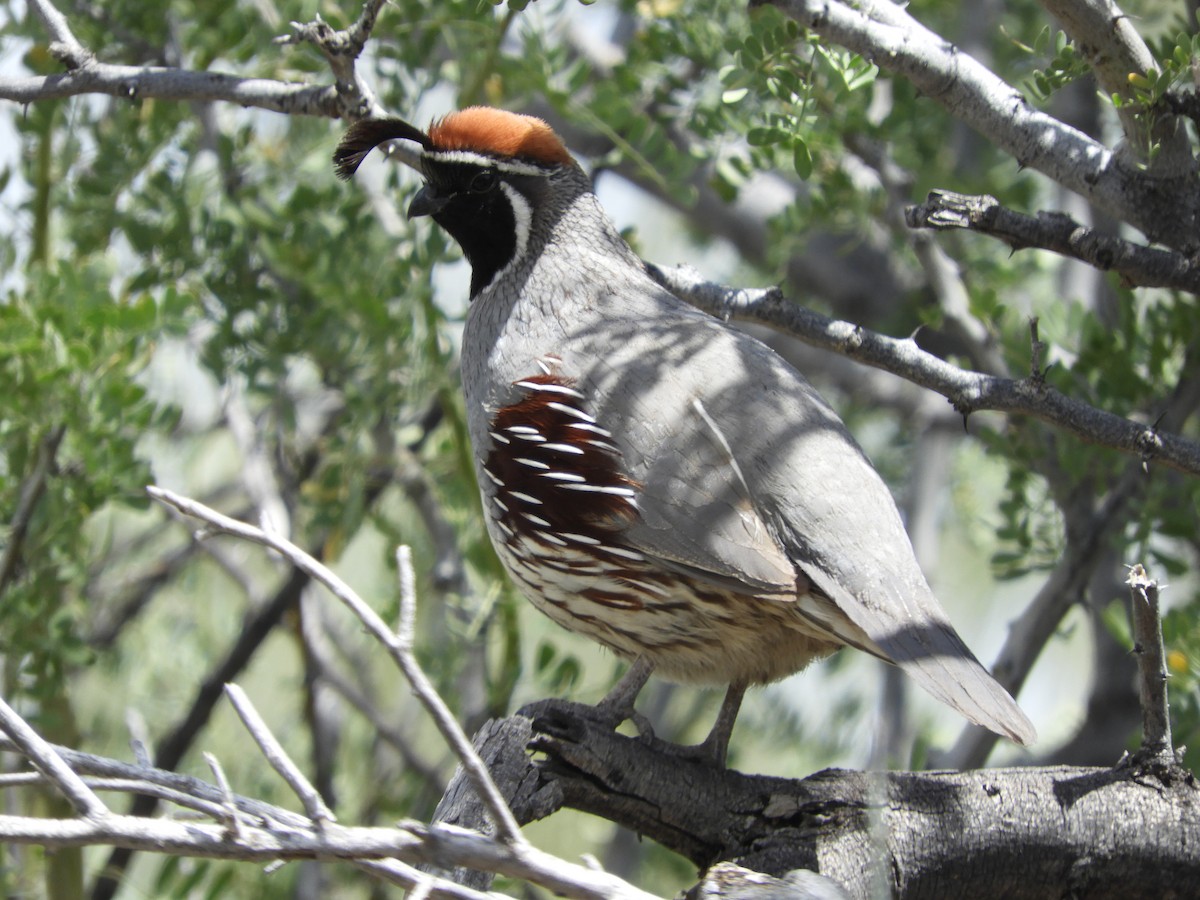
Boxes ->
[408,185,447,219]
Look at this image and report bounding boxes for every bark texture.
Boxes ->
[436,702,1200,899]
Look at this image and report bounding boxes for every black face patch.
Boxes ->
[421,162,517,298]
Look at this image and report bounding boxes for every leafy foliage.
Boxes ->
[2,0,1200,895]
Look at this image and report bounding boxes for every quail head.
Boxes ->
[334,107,1036,763]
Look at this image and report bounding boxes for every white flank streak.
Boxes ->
[542,471,586,482]
[515,381,586,399]
[559,483,635,496]
[535,358,551,375]
[497,521,514,537]
[600,545,644,561]
[516,457,550,470]
[493,497,509,512]
[506,425,541,435]
[637,581,671,598]
[483,468,504,486]
[508,491,542,505]
[537,531,568,546]
[546,401,595,423]
[541,442,585,455]
[490,431,511,445]
[691,397,753,501]
[583,439,621,453]
[568,422,614,438]
[561,532,601,545]
[523,512,551,527]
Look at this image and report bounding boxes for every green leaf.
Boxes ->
[793,139,813,179]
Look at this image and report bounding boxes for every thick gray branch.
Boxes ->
[648,264,1200,477]
[442,707,1200,900]
[774,0,1200,250]
[1038,0,1189,171]
[0,65,345,116]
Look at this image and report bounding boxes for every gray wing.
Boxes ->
[578,296,1035,746]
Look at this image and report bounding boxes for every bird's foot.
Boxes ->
[518,658,658,745]
[520,664,746,769]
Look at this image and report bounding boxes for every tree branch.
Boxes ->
[0,696,107,819]
[0,424,65,599]
[439,706,1200,898]
[0,583,661,900]
[27,0,90,69]
[907,190,1200,293]
[1037,0,1188,172]
[2,0,386,120]
[941,348,1200,767]
[772,0,1200,250]
[146,486,525,845]
[1126,564,1175,763]
[647,264,1200,477]
[0,65,346,116]
[274,0,392,119]
[223,683,337,826]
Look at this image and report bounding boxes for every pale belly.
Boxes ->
[493,526,839,687]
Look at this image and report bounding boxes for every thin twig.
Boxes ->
[397,545,418,648]
[0,773,237,822]
[0,425,65,599]
[223,684,336,826]
[27,0,91,67]
[274,0,391,119]
[0,731,655,899]
[0,695,108,818]
[203,752,244,839]
[351,859,501,899]
[407,874,436,900]
[147,486,524,845]
[300,599,444,785]
[1126,564,1174,761]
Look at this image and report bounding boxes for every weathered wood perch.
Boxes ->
[434,700,1200,899]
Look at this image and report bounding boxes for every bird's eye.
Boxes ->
[470,170,498,193]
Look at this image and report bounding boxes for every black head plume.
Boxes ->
[333,117,431,181]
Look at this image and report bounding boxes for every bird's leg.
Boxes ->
[595,656,655,736]
[687,682,746,766]
[597,656,653,712]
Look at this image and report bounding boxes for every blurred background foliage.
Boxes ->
[1,0,1199,896]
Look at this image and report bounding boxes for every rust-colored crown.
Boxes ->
[427,107,573,166]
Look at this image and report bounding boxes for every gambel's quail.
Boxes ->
[334,107,1036,762]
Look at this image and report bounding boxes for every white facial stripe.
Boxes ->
[423,149,550,177]
[478,182,532,295]
[501,183,531,264]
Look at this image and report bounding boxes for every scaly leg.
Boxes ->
[597,657,653,714]
[595,657,655,736]
[690,682,746,766]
